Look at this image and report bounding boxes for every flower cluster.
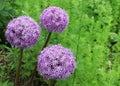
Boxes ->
[40,6,69,33]
[37,44,76,79]
[6,16,40,48]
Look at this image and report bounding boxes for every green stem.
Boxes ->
[73,0,84,84]
[49,79,56,86]
[15,48,23,86]
[42,32,52,50]
[28,32,52,86]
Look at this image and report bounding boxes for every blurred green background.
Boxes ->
[0,0,120,86]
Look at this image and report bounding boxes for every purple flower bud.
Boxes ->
[6,16,40,48]
[37,44,76,79]
[40,6,69,33]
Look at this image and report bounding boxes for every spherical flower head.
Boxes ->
[40,6,69,33]
[37,44,76,79]
[6,16,40,48]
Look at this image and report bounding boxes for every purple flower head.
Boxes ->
[40,6,69,33]
[6,16,40,48]
[37,44,76,79]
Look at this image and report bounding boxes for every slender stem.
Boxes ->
[42,32,52,50]
[15,48,23,86]
[49,79,56,86]
[29,32,52,86]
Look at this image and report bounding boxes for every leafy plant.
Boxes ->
[0,0,15,46]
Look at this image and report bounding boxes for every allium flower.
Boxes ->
[37,44,76,79]
[40,6,69,32]
[6,16,40,48]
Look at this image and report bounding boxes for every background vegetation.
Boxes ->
[0,0,120,86]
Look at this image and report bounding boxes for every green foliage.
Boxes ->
[0,0,120,86]
[0,80,13,86]
[0,0,15,46]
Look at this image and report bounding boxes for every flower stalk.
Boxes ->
[29,32,52,86]
[49,79,56,86]
[15,48,23,86]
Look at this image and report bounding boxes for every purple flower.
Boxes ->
[40,6,69,33]
[6,16,40,48]
[37,44,76,79]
